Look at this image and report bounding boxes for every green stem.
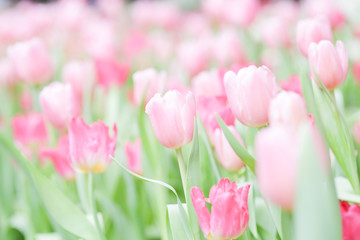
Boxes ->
[88,173,105,240]
[175,148,187,201]
[76,172,89,213]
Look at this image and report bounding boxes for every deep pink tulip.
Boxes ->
[191,178,250,240]
[124,139,142,175]
[40,135,76,180]
[12,113,48,158]
[296,16,333,56]
[95,57,130,90]
[224,66,278,127]
[133,68,166,106]
[340,201,360,240]
[308,40,348,90]
[212,127,245,172]
[40,82,80,129]
[7,38,53,84]
[145,90,196,149]
[68,117,117,173]
[269,91,308,129]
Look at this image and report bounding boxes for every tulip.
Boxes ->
[296,16,333,56]
[133,68,166,106]
[145,90,196,149]
[255,125,328,209]
[224,66,278,127]
[269,91,308,129]
[68,117,117,173]
[352,62,360,86]
[94,57,130,90]
[212,127,245,172]
[191,178,250,240]
[192,69,225,98]
[340,201,360,240]
[279,75,302,95]
[308,40,348,90]
[124,139,142,175]
[7,38,53,84]
[40,135,76,180]
[40,82,80,129]
[12,113,48,158]
[352,122,360,145]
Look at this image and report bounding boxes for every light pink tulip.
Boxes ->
[62,60,95,99]
[133,68,166,106]
[352,122,360,145]
[7,38,53,84]
[40,82,80,129]
[308,40,348,90]
[0,58,16,86]
[259,16,292,48]
[68,117,117,173]
[280,75,302,96]
[212,127,245,172]
[124,139,142,175]
[95,57,130,90]
[224,66,278,127]
[296,16,333,56]
[192,69,225,98]
[40,135,76,180]
[305,0,345,29]
[191,178,250,239]
[145,90,196,149]
[269,91,308,129]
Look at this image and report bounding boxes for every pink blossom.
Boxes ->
[124,139,142,175]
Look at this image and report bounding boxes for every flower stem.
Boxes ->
[175,148,188,201]
[88,172,105,240]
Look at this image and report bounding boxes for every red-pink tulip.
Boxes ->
[296,16,333,56]
[269,91,308,129]
[191,179,250,239]
[124,139,142,175]
[133,68,166,106]
[7,38,53,84]
[68,117,117,173]
[224,66,278,127]
[95,57,130,90]
[308,40,348,90]
[340,201,360,240]
[40,135,75,180]
[145,90,196,149]
[212,127,245,172]
[40,82,80,129]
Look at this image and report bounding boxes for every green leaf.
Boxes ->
[335,177,360,204]
[167,204,190,240]
[254,198,277,238]
[0,132,98,240]
[265,200,283,239]
[293,124,342,240]
[247,185,259,238]
[216,115,256,173]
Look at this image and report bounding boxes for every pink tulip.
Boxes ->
[20,90,33,112]
[212,127,245,172]
[308,40,348,90]
[7,38,53,84]
[133,68,166,106]
[40,82,80,129]
[296,16,333,56]
[280,75,302,96]
[68,117,117,173]
[95,57,130,90]
[304,0,345,29]
[12,113,48,158]
[40,135,76,180]
[124,139,142,175]
[352,122,360,145]
[259,16,292,48]
[145,90,196,149]
[192,69,225,98]
[62,60,95,100]
[269,91,308,129]
[255,125,328,209]
[340,201,360,240]
[0,58,16,86]
[352,62,360,86]
[191,178,250,239]
[224,66,278,127]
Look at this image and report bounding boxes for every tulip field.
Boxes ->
[1,0,360,239]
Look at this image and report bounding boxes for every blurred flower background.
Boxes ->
[1,0,360,240]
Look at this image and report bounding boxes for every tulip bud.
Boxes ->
[133,68,166,106]
[296,16,333,56]
[191,178,250,239]
[40,135,76,180]
[7,38,53,84]
[145,90,196,149]
[212,126,245,172]
[269,91,308,129]
[40,82,80,129]
[224,65,278,127]
[124,139,142,175]
[308,40,348,90]
[68,117,117,173]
